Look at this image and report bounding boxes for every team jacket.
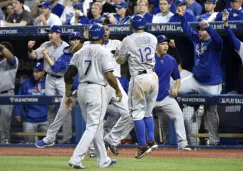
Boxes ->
[215,8,243,21]
[14,76,48,123]
[155,54,180,101]
[169,11,196,22]
[181,16,223,85]
[50,46,78,90]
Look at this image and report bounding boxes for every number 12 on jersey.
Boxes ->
[138,47,152,62]
[84,60,92,75]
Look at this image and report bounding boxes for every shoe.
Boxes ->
[135,145,152,159]
[108,159,117,167]
[104,141,119,156]
[69,163,85,169]
[206,140,220,146]
[147,140,158,151]
[89,152,96,158]
[179,145,196,151]
[35,140,54,148]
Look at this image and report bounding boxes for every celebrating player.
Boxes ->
[116,14,158,159]
[154,35,192,150]
[35,32,82,147]
[65,23,121,168]
[177,8,223,146]
[28,25,71,143]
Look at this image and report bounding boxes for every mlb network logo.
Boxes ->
[219,98,230,104]
[10,97,14,103]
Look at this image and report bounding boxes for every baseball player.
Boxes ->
[223,9,243,62]
[154,35,192,150]
[65,23,121,169]
[116,14,158,159]
[14,62,48,144]
[28,25,70,143]
[83,24,133,156]
[0,41,18,144]
[35,32,82,148]
[177,9,223,146]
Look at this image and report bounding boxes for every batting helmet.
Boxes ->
[88,23,105,41]
[130,14,146,30]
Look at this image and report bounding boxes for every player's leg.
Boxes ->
[128,75,151,159]
[104,105,119,137]
[56,78,72,143]
[144,73,159,151]
[23,122,37,144]
[178,70,197,94]
[104,80,133,155]
[69,84,113,168]
[0,104,12,144]
[200,83,222,145]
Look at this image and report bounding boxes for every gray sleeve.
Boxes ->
[118,38,129,62]
[70,53,79,68]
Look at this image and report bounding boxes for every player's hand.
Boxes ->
[65,96,73,110]
[170,88,178,97]
[199,19,209,29]
[222,9,229,23]
[169,39,176,48]
[38,14,46,22]
[28,41,36,49]
[115,47,119,57]
[15,116,21,122]
[42,47,48,57]
[115,90,122,102]
[176,8,184,17]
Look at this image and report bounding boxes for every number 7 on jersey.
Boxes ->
[84,60,92,75]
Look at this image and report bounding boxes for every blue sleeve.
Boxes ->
[181,16,199,43]
[171,59,180,80]
[187,13,197,21]
[198,16,202,21]
[7,56,17,66]
[51,55,66,73]
[13,83,26,116]
[225,26,241,51]
[206,26,223,51]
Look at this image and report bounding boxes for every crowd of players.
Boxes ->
[0,0,243,168]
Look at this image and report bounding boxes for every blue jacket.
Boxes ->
[118,76,129,94]
[181,16,223,85]
[143,12,153,23]
[14,76,48,123]
[215,9,243,21]
[155,54,180,101]
[224,26,241,52]
[169,11,196,22]
[50,46,79,90]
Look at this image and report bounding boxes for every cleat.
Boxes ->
[35,140,54,148]
[135,145,152,159]
[105,141,119,156]
[108,159,117,167]
[89,153,96,158]
[147,140,158,151]
[69,163,85,169]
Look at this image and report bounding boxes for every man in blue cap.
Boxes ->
[14,61,48,144]
[169,0,196,22]
[198,0,218,22]
[28,25,70,144]
[34,1,62,26]
[154,35,192,150]
[35,31,82,147]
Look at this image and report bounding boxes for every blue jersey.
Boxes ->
[52,3,64,17]
[198,13,211,21]
[50,46,79,90]
[89,16,103,24]
[13,77,48,123]
[118,76,129,94]
[215,9,243,21]
[181,16,223,85]
[67,16,89,25]
[186,2,202,17]
[155,54,180,101]
[169,11,196,22]
[143,12,153,23]
[225,26,241,52]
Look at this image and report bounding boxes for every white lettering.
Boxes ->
[0,29,18,34]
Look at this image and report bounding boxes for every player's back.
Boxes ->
[71,44,113,86]
[119,32,157,77]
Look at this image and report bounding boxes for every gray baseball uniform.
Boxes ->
[0,56,18,143]
[68,44,115,167]
[35,41,72,142]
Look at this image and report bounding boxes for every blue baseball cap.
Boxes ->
[157,35,170,44]
[115,2,128,9]
[174,0,186,7]
[45,25,62,33]
[73,2,83,9]
[69,32,81,40]
[38,1,52,9]
[205,0,217,3]
[33,62,44,71]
